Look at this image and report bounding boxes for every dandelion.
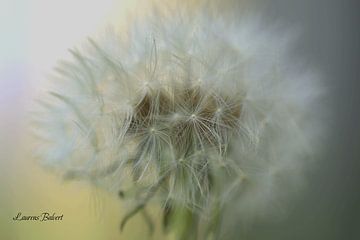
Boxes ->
[32,3,324,240]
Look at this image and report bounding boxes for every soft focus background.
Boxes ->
[0,0,359,239]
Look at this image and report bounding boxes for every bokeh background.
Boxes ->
[0,0,359,239]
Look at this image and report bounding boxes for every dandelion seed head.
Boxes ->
[32,3,325,222]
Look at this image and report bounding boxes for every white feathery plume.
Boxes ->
[32,3,325,239]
